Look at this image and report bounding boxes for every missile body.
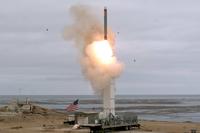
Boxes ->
[104,7,107,40]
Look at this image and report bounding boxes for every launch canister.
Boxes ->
[104,7,107,40]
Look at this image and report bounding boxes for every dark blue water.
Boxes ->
[0,95,200,122]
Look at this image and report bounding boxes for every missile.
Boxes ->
[104,7,107,40]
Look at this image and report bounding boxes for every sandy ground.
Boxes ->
[0,114,200,133]
[139,120,200,133]
[0,104,199,133]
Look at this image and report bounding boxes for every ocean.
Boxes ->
[0,95,200,122]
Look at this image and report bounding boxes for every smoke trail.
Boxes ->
[64,5,123,94]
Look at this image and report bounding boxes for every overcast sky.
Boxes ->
[0,0,200,95]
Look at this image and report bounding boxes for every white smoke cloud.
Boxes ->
[64,4,123,94]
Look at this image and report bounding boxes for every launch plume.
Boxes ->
[64,5,123,94]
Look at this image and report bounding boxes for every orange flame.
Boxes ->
[89,40,114,65]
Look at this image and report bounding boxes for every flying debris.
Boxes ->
[46,28,48,31]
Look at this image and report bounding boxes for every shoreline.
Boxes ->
[0,95,200,133]
[0,107,200,133]
[0,95,200,122]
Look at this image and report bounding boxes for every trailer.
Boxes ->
[80,112,140,133]
[81,123,140,133]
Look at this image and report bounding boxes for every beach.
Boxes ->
[1,95,200,122]
[0,112,200,133]
[0,105,199,133]
[0,95,200,133]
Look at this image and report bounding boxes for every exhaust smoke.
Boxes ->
[64,5,123,95]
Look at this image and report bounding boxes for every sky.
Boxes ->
[0,0,200,95]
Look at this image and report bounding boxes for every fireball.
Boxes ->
[89,40,114,65]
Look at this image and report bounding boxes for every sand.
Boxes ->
[0,104,200,133]
[0,115,200,133]
[140,120,200,133]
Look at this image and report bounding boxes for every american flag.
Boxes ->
[66,99,79,112]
